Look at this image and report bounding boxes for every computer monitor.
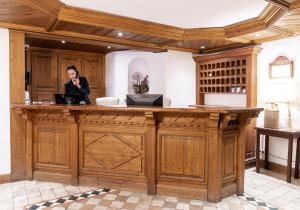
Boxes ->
[55,94,85,105]
[126,94,163,106]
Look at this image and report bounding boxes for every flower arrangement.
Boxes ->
[132,71,149,94]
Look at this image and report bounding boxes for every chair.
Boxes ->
[96,97,119,106]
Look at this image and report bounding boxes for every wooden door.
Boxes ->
[31,52,57,101]
[58,54,81,93]
[81,55,105,104]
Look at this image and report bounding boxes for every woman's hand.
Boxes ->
[72,77,81,88]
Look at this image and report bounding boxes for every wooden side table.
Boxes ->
[255,127,300,183]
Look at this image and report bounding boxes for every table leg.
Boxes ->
[264,135,269,169]
[295,138,300,179]
[287,136,293,183]
[256,131,261,173]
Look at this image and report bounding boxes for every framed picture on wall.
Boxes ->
[269,56,293,79]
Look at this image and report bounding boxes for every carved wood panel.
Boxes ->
[33,125,70,170]
[80,128,146,177]
[222,131,237,183]
[157,132,208,184]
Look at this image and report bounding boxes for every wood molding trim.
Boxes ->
[0,174,11,184]
[193,46,262,62]
[201,43,257,54]
[290,0,300,10]
[265,0,290,10]
[24,0,64,16]
[259,4,287,27]
[225,4,287,38]
[0,22,45,33]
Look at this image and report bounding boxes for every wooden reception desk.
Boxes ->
[12,104,262,202]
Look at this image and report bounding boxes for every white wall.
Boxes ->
[205,94,246,107]
[0,28,11,174]
[106,51,166,105]
[165,50,195,107]
[106,50,196,107]
[257,35,300,167]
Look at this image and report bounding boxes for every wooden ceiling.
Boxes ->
[0,0,300,53]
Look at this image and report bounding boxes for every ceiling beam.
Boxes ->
[23,0,63,16]
[184,28,226,40]
[58,6,185,41]
[0,21,46,33]
[29,30,200,53]
[24,0,64,32]
[265,0,290,10]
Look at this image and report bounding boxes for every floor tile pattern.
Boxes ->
[245,169,300,210]
[1,168,300,209]
[44,189,280,210]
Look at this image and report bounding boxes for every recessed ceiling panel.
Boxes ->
[60,0,268,28]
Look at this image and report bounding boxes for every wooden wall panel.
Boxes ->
[30,48,105,104]
[9,30,26,181]
[31,51,57,101]
[58,54,81,93]
[81,55,105,103]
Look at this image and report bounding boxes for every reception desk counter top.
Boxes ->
[12,103,262,113]
[12,104,262,202]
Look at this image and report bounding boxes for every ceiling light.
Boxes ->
[255,33,261,37]
[201,46,205,49]
[61,40,66,44]
[107,46,111,49]
[117,32,123,37]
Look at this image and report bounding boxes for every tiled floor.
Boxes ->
[0,168,299,210]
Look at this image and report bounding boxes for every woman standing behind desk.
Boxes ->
[65,65,91,104]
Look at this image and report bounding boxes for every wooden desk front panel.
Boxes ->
[31,110,78,184]
[157,132,208,185]
[33,125,71,170]
[77,111,148,188]
[79,127,146,177]
[222,131,238,185]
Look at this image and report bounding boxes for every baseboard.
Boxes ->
[245,157,256,169]
[260,160,296,175]
[0,174,11,184]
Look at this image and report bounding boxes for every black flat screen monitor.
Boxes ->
[126,94,163,106]
[55,94,85,105]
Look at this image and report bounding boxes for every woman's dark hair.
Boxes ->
[67,65,79,76]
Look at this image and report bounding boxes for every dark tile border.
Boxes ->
[237,193,280,210]
[26,188,112,210]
